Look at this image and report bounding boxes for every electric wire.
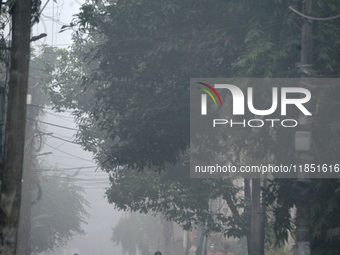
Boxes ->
[42,154,88,161]
[46,133,79,144]
[43,143,94,163]
[290,19,340,44]
[27,117,78,131]
[45,131,75,139]
[288,6,340,21]
[74,0,82,5]
[36,165,97,171]
[40,159,92,168]
[44,111,76,121]
[41,13,70,26]
[52,0,54,45]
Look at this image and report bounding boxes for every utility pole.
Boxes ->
[17,85,39,254]
[259,178,267,255]
[0,0,31,253]
[162,216,173,255]
[294,0,314,255]
[244,178,251,255]
[184,231,190,255]
[16,116,32,255]
[0,64,6,172]
[250,178,261,255]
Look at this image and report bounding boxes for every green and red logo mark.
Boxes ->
[196,82,222,115]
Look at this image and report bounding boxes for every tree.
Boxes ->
[111,212,163,255]
[107,160,245,236]
[30,170,89,254]
[49,0,298,171]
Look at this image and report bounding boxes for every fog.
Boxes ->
[36,109,123,255]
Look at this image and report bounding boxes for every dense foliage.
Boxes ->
[111,212,163,255]
[107,161,245,236]
[31,170,89,254]
[49,0,301,171]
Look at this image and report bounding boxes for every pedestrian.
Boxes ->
[154,251,162,255]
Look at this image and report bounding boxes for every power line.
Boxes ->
[74,0,83,5]
[46,131,75,139]
[41,13,70,26]
[27,104,76,113]
[290,20,340,44]
[46,133,79,144]
[39,167,106,180]
[42,154,88,161]
[27,118,78,131]
[36,165,98,171]
[31,105,190,125]
[45,111,75,120]
[43,143,94,163]
[288,6,340,21]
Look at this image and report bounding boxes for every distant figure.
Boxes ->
[155,252,162,255]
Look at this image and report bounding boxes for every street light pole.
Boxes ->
[294,1,314,255]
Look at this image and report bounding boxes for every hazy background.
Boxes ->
[33,1,124,254]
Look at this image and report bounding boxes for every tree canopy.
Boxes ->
[31,170,89,254]
[106,160,245,236]
[111,212,163,255]
[48,0,301,171]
